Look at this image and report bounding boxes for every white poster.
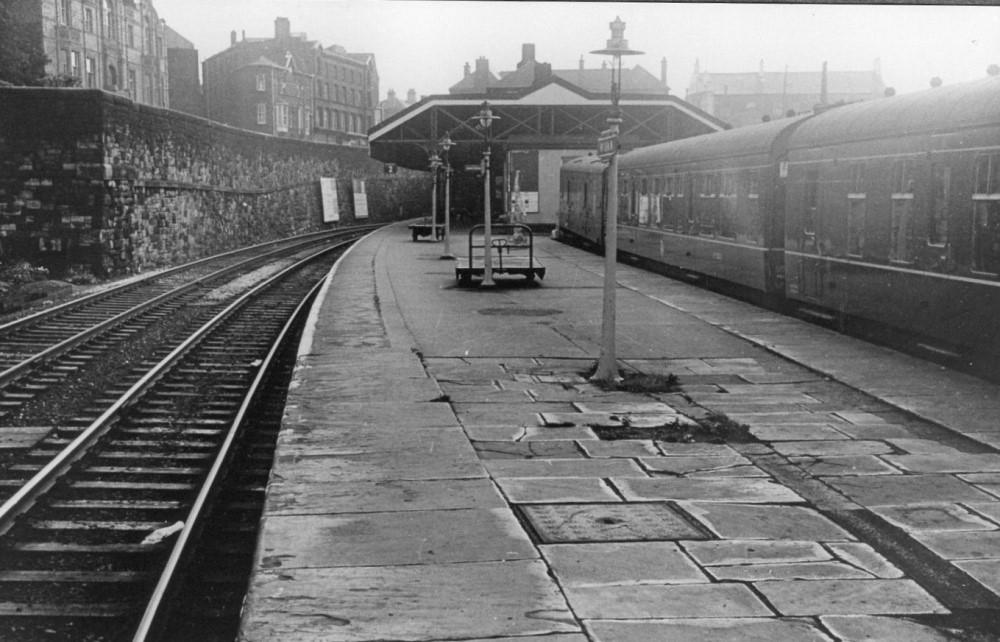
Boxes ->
[320,177,339,222]
[352,179,369,219]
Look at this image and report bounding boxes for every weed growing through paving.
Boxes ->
[592,413,756,444]
[581,364,680,393]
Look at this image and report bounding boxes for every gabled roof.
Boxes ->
[554,66,668,95]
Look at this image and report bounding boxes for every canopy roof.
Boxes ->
[368,79,727,171]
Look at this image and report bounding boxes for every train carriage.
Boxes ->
[559,74,1000,377]
[783,76,1000,364]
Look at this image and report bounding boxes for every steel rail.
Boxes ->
[0,227,370,390]
[131,250,339,642]
[0,242,345,539]
[0,226,374,335]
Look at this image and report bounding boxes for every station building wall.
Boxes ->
[0,88,428,279]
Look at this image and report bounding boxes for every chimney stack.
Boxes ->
[579,56,584,70]
[661,57,668,86]
[519,43,536,68]
[231,30,237,45]
[275,17,291,40]
[463,62,471,78]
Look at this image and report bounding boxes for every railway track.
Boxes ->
[0,231,365,640]
[0,227,374,428]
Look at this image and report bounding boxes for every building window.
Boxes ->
[256,103,267,125]
[84,7,94,32]
[276,103,289,132]
[972,154,1000,274]
[60,0,72,26]
[155,36,162,58]
[70,51,80,77]
[107,64,118,89]
[127,25,135,47]
[103,0,117,40]
[256,73,266,91]
[890,160,915,263]
[127,68,136,97]
[85,57,95,87]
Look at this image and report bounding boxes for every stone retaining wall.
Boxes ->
[0,88,428,278]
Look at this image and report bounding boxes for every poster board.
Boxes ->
[352,179,369,219]
[320,177,339,222]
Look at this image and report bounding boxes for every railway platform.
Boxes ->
[238,223,1000,642]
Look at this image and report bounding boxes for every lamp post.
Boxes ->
[591,16,643,383]
[440,135,455,259]
[429,151,442,241]
[477,101,499,287]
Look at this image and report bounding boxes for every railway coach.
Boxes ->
[559,74,1000,375]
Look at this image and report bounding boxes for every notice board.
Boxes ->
[352,179,369,219]
[320,178,339,222]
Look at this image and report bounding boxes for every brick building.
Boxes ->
[203,17,378,146]
[8,0,172,108]
[686,59,886,127]
[163,24,201,117]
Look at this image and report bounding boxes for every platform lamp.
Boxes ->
[476,101,500,287]
[428,151,442,241]
[439,134,456,259]
[591,16,643,383]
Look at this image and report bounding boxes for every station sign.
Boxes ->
[597,129,619,160]
[465,163,484,174]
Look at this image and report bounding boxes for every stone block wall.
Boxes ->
[0,88,428,278]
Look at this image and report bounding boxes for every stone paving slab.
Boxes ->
[819,615,955,642]
[954,559,1000,595]
[827,542,904,578]
[264,478,506,515]
[563,583,774,619]
[495,477,622,503]
[791,455,902,477]
[871,503,998,532]
[585,618,833,642]
[256,508,536,569]
[708,561,874,581]
[910,530,1000,560]
[240,561,578,642]
[270,448,485,483]
[615,477,804,503]
[680,503,855,540]
[682,540,831,565]
[826,475,996,506]
[482,458,644,478]
[755,579,947,615]
[540,542,707,586]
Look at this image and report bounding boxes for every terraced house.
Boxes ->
[8,0,173,108]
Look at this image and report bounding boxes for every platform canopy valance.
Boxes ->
[368,79,726,171]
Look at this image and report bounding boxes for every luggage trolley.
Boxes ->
[456,223,545,286]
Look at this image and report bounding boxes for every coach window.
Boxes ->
[803,169,819,249]
[652,178,663,227]
[972,154,1000,274]
[638,178,649,225]
[744,170,761,245]
[928,164,950,247]
[890,160,915,263]
[662,176,676,230]
[718,173,737,239]
[847,164,866,257]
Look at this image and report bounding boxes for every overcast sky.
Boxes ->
[155,1,1000,99]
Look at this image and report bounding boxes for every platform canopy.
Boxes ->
[368,77,727,171]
